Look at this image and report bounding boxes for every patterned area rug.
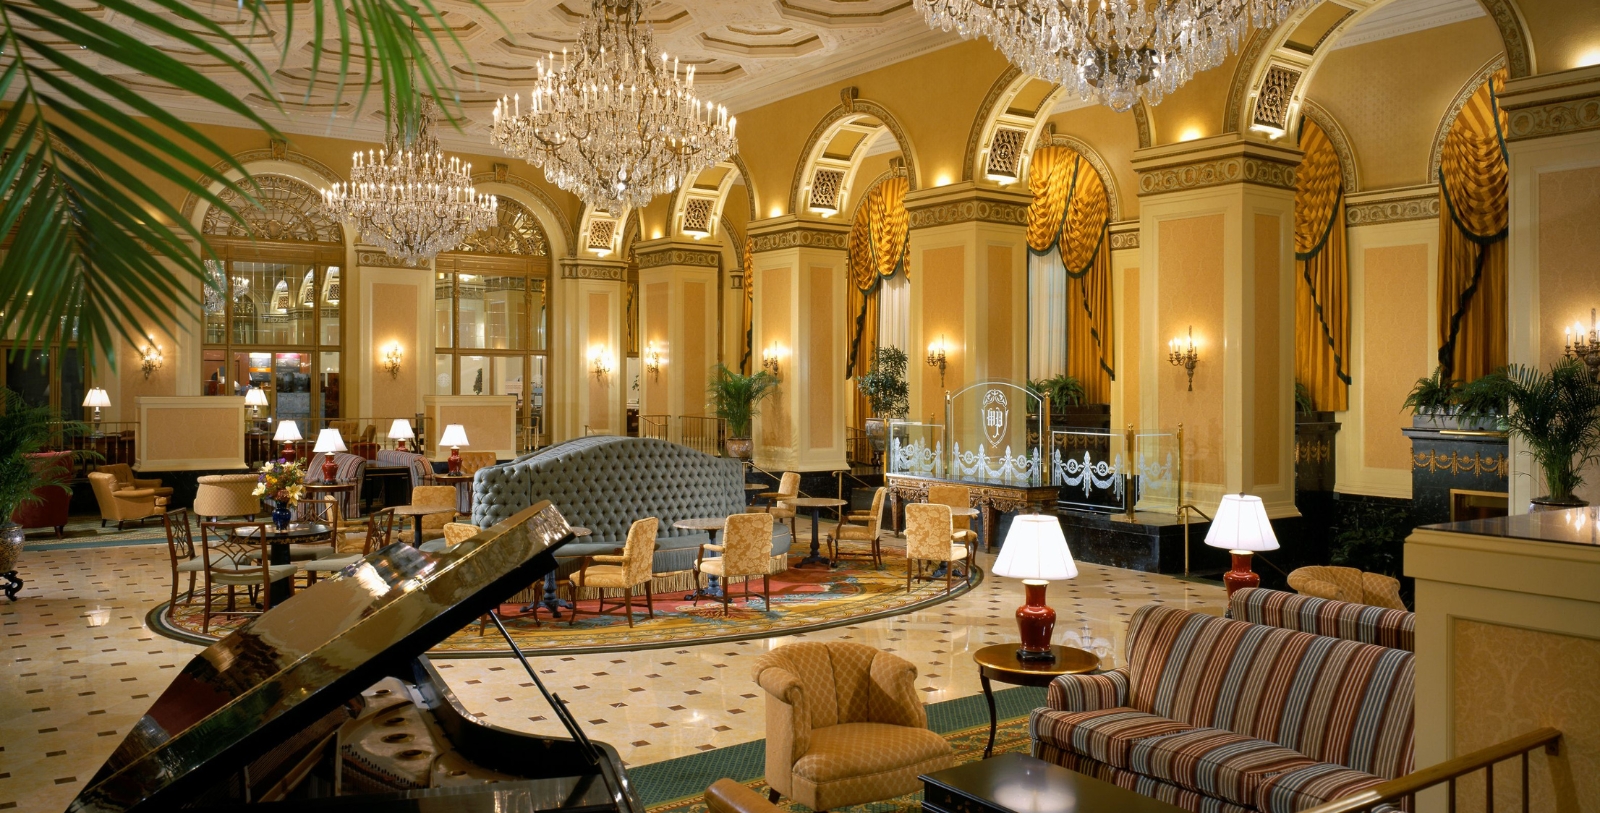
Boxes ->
[147,546,982,657]
[629,685,1045,813]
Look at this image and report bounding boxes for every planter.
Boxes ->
[1296,410,1336,424]
[1411,410,1502,432]
[724,437,753,460]
[1529,496,1589,513]
[0,521,23,600]
[1043,404,1111,431]
[864,418,888,453]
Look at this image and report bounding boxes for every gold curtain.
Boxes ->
[1437,69,1509,382]
[740,237,753,374]
[1293,118,1350,412]
[1027,145,1114,404]
[845,175,909,379]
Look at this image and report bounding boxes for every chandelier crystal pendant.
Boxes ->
[322,97,498,266]
[489,0,738,211]
[912,0,1313,113]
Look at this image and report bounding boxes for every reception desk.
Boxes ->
[1406,509,1600,813]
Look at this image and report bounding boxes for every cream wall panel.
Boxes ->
[136,396,246,471]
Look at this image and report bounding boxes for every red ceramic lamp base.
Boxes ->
[1015,580,1057,661]
[1222,551,1260,598]
[321,455,339,483]
[447,446,462,475]
[282,442,296,463]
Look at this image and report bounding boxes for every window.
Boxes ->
[433,196,551,450]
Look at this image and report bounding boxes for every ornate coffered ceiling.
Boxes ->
[40,0,958,153]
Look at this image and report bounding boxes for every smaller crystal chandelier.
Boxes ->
[322,96,497,266]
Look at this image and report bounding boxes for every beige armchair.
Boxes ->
[88,471,165,529]
[696,512,774,614]
[568,516,658,627]
[97,463,173,497]
[1288,565,1406,610]
[755,472,800,538]
[753,641,952,813]
[194,474,263,520]
[397,485,458,544]
[826,487,886,569]
[904,503,968,593]
[925,484,978,550]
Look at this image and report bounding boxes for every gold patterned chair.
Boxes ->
[925,484,978,553]
[88,471,165,529]
[399,485,458,546]
[194,474,263,521]
[196,521,298,634]
[903,503,967,593]
[754,472,801,538]
[753,641,953,813]
[1287,565,1406,610]
[567,516,658,627]
[696,512,775,614]
[825,487,886,569]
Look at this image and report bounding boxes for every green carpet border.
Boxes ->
[624,685,1046,808]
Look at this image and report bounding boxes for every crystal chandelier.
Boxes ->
[322,96,497,266]
[489,0,738,211]
[912,0,1312,112]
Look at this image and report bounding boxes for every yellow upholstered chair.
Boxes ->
[903,503,967,594]
[757,472,801,538]
[1288,565,1406,610]
[88,471,165,529]
[443,522,481,547]
[925,484,978,553]
[97,463,172,497]
[826,487,886,569]
[399,485,458,544]
[568,517,658,627]
[696,512,775,614]
[459,451,497,474]
[194,474,263,520]
[753,641,953,813]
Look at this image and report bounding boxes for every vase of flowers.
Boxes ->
[253,460,306,531]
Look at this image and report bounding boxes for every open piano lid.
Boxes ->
[68,502,576,813]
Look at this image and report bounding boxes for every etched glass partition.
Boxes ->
[887,421,943,477]
[1131,432,1180,514]
[1052,430,1126,512]
[945,381,1044,485]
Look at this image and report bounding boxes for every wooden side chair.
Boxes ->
[695,513,775,615]
[904,503,967,594]
[567,517,658,627]
[302,508,397,584]
[161,508,206,618]
[196,521,297,634]
[826,487,886,569]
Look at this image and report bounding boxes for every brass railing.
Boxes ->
[845,426,879,470]
[639,414,669,441]
[1303,728,1561,813]
[43,421,138,472]
[679,416,725,457]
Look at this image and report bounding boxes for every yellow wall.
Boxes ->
[1156,214,1226,488]
[1363,244,1431,473]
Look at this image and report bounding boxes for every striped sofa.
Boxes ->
[1230,587,1414,652]
[1030,605,1413,813]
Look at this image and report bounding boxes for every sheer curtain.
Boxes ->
[1028,250,1067,380]
[878,270,910,357]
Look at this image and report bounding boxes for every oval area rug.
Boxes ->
[147,548,981,658]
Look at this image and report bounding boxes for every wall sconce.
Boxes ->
[589,346,614,381]
[645,341,663,381]
[139,338,164,380]
[1168,326,1200,391]
[762,342,783,377]
[926,334,948,388]
[1565,308,1600,383]
[382,342,403,379]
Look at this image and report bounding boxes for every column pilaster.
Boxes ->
[552,257,628,442]
[635,239,724,434]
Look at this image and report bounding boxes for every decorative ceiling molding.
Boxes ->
[558,259,627,280]
[1108,222,1140,250]
[748,218,851,253]
[1132,138,1302,196]
[1332,0,1485,50]
[787,90,921,215]
[635,245,722,269]
[1499,65,1600,142]
[903,184,1031,228]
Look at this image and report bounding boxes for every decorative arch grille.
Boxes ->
[200,174,344,243]
[454,197,549,256]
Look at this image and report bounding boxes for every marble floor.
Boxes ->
[0,520,1224,813]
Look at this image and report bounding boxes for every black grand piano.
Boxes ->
[68,502,641,813]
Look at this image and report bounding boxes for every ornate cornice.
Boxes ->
[1499,65,1600,142]
[1132,140,1300,197]
[635,245,722,270]
[558,259,627,280]
[1345,185,1440,226]
[747,216,851,253]
[357,249,427,268]
[903,183,1031,228]
[1108,223,1140,250]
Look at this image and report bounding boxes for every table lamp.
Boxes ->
[992,514,1079,661]
[82,387,110,436]
[439,424,469,474]
[244,386,269,426]
[388,418,415,452]
[313,428,347,482]
[1205,493,1279,598]
[274,420,301,463]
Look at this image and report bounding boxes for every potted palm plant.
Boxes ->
[709,364,780,459]
[856,346,909,452]
[1402,367,1478,429]
[0,389,88,600]
[1457,358,1600,510]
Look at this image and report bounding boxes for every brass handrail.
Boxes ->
[1300,728,1561,813]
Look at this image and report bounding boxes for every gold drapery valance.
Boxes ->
[1294,118,1350,412]
[1026,144,1114,404]
[845,176,909,379]
[741,237,754,374]
[1437,69,1508,382]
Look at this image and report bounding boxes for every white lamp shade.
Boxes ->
[1204,494,1280,553]
[313,427,347,454]
[273,420,302,442]
[993,515,1079,581]
[388,419,415,440]
[82,387,111,408]
[438,424,470,448]
[244,387,269,407]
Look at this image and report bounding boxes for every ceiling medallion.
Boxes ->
[321,97,497,266]
[489,0,738,210]
[912,0,1313,112]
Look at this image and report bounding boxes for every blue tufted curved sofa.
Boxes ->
[473,436,791,576]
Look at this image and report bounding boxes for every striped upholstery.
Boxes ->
[300,453,367,519]
[1230,588,1414,652]
[1032,605,1413,813]
[376,450,431,488]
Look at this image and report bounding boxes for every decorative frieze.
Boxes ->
[1504,97,1600,141]
[357,249,425,268]
[905,198,1029,228]
[1108,228,1140,250]
[1136,154,1297,196]
[559,262,626,281]
[636,247,721,270]
[749,226,849,253]
[1345,185,1440,226]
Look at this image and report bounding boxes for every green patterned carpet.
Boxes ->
[630,685,1046,813]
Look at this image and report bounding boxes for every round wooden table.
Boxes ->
[973,643,1099,758]
[390,503,456,548]
[237,522,332,604]
[790,497,848,568]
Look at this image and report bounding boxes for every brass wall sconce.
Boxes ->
[646,342,663,381]
[1168,326,1200,391]
[761,342,782,377]
[139,339,164,380]
[589,346,614,381]
[382,342,403,379]
[926,335,948,387]
[1565,308,1600,383]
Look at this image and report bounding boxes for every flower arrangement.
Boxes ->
[253,459,307,506]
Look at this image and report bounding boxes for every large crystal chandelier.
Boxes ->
[322,96,497,266]
[912,0,1312,112]
[489,0,738,211]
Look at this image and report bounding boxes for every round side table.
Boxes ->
[973,643,1099,758]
